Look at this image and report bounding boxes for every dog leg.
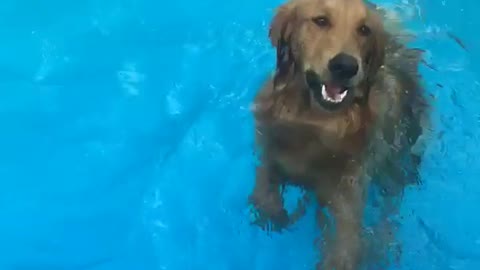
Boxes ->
[318,178,364,270]
[372,195,402,267]
[249,164,290,231]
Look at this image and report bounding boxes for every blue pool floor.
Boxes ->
[1,0,480,269]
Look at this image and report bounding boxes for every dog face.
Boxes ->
[269,0,386,112]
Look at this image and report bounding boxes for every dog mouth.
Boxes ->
[305,70,351,109]
[319,83,349,103]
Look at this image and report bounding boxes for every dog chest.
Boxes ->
[256,122,361,181]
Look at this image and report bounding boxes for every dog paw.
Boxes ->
[250,207,290,232]
[320,260,355,270]
[320,251,358,270]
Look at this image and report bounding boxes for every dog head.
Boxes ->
[269,0,387,112]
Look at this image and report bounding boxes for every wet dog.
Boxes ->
[249,0,429,269]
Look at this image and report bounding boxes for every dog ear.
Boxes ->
[364,14,387,85]
[269,4,296,91]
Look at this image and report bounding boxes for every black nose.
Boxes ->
[328,53,359,80]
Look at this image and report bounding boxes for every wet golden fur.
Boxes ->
[249,0,429,269]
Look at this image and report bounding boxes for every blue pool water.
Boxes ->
[1,0,480,269]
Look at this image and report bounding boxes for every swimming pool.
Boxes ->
[0,0,479,269]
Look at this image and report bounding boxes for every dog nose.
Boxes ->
[328,53,359,80]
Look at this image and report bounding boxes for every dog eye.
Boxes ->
[312,16,330,28]
[358,25,371,36]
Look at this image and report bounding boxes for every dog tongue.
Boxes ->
[325,83,343,97]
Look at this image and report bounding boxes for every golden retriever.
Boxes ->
[249,0,430,269]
